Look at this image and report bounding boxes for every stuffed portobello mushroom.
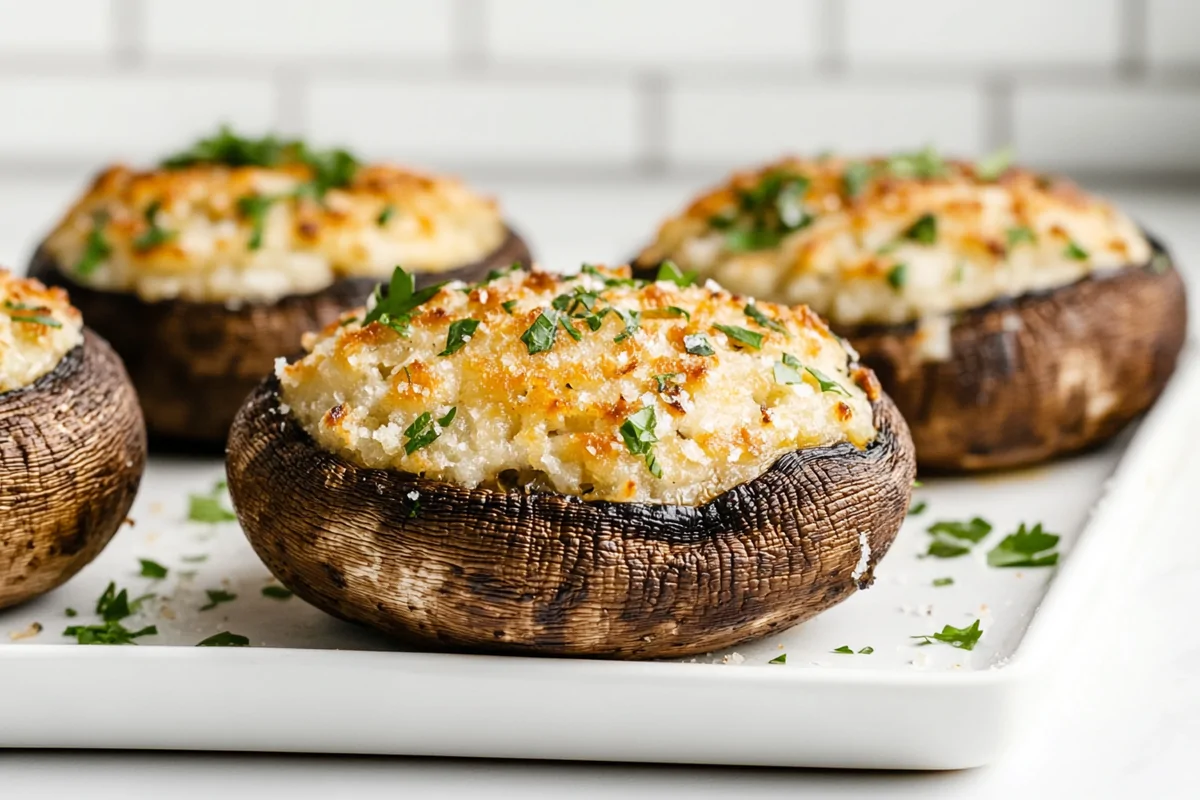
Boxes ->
[634,150,1188,471]
[29,127,532,446]
[0,270,145,609]
[226,264,915,659]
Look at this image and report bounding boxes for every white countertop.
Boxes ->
[1,179,1197,798]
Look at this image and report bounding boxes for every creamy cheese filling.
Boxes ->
[638,152,1152,335]
[0,269,83,393]
[279,265,879,505]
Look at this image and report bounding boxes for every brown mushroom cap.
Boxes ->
[28,228,532,447]
[0,329,146,609]
[844,245,1187,471]
[226,374,915,659]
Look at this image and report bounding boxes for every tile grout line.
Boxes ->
[1118,0,1149,79]
[111,0,145,68]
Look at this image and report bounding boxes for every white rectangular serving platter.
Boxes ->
[2,347,1197,770]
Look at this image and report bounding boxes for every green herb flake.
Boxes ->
[903,213,937,245]
[928,517,992,543]
[684,333,715,356]
[887,146,946,180]
[987,522,1060,568]
[656,260,698,287]
[501,299,518,315]
[188,481,236,524]
[1006,226,1037,248]
[5,311,62,328]
[64,608,78,618]
[926,539,971,559]
[744,303,788,336]
[619,406,662,478]
[200,589,238,612]
[560,315,583,341]
[362,266,446,336]
[439,318,480,357]
[768,653,787,665]
[134,199,176,252]
[773,357,803,386]
[912,620,983,651]
[886,263,908,290]
[652,373,680,392]
[261,585,293,600]
[612,308,642,343]
[236,194,274,250]
[138,559,168,580]
[908,499,928,516]
[843,162,875,198]
[64,622,157,645]
[805,366,850,396]
[858,646,874,655]
[832,646,854,654]
[1063,240,1089,261]
[196,631,250,647]
[521,310,560,354]
[932,577,954,587]
[376,204,396,227]
[403,407,457,455]
[76,213,112,276]
[713,323,764,350]
[976,146,1014,181]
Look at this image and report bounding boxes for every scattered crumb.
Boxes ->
[9,622,43,641]
[777,643,785,649]
[721,652,746,665]
[144,531,160,544]
[123,517,136,528]
[149,502,163,515]
[160,606,177,621]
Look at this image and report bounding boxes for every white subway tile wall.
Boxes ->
[0,0,1194,178]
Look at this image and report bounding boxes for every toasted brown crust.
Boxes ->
[28,228,532,446]
[0,330,147,609]
[225,374,915,659]
[844,254,1187,471]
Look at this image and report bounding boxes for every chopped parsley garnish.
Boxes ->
[521,309,560,354]
[903,213,937,245]
[3,302,61,328]
[908,500,928,516]
[439,318,480,357]
[773,356,803,385]
[975,145,1014,181]
[1006,226,1037,247]
[886,263,908,290]
[716,170,812,251]
[138,559,168,579]
[134,200,175,252]
[619,406,662,478]
[652,373,680,392]
[76,213,111,276]
[200,589,238,611]
[842,161,875,198]
[713,323,763,350]
[579,263,641,288]
[644,306,690,321]
[197,631,250,647]
[656,260,698,287]
[1063,240,1089,261]
[236,194,273,250]
[986,522,1060,568]
[912,620,983,651]
[376,204,396,227]
[363,266,447,337]
[551,287,601,316]
[768,653,787,665]
[560,316,583,340]
[64,622,157,645]
[887,146,946,179]
[684,333,715,356]
[832,646,853,654]
[804,365,849,396]
[924,516,991,558]
[403,407,457,455]
[480,262,523,285]
[501,300,518,315]
[859,646,875,654]
[262,586,293,600]
[188,481,236,523]
[832,646,874,655]
[932,577,954,587]
[64,608,77,618]
[612,308,641,343]
[744,303,788,336]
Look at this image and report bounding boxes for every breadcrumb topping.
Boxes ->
[279,265,877,505]
[638,151,1152,327]
[0,269,83,393]
[41,161,506,304]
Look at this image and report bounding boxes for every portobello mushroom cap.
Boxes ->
[225,266,915,658]
[633,152,1189,471]
[28,230,531,446]
[1,273,146,609]
[30,128,532,446]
